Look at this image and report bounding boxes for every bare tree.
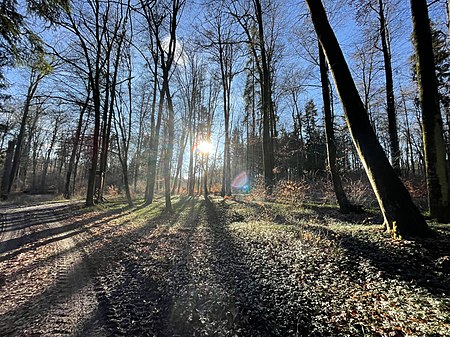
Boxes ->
[199,2,240,196]
[140,0,185,211]
[57,0,131,206]
[4,65,49,198]
[305,0,430,237]
[113,38,134,207]
[64,92,90,198]
[351,0,401,173]
[229,0,277,193]
[40,111,64,191]
[319,43,354,213]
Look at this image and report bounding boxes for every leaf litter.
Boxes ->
[0,196,449,336]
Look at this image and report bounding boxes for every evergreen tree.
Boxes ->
[0,0,69,87]
[303,99,326,172]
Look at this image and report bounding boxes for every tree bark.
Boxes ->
[40,116,60,192]
[64,95,89,198]
[1,140,15,199]
[305,0,430,237]
[319,43,354,213]
[172,126,188,194]
[255,0,275,193]
[7,69,43,196]
[163,74,174,212]
[378,0,400,174]
[410,0,450,222]
[86,81,101,207]
[146,88,164,204]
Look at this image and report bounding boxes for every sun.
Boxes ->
[197,140,213,154]
[161,36,187,66]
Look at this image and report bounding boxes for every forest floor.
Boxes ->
[0,195,449,337]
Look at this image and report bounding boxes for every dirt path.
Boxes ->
[0,201,103,336]
[0,197,307,336]
[0,198,227,336]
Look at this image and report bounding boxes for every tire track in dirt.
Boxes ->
[82,197,198,337]
[38,234,101,336]
[0,201,102,336]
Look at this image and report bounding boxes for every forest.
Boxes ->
[0,0,450,336]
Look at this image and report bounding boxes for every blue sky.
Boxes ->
[3,0,449,133]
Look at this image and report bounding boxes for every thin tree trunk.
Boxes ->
[319,44,354,213]
[410,0,450,222]
[19,111,39,191]
[1,140,15,199]
[146,89,164,204]
[305,0,430,237]
[64,96,89,198]
[40,117,60,191]
[86,85,101,206]
[133,92,148,194]
[255,0,275,193]
[401,91,415,176]
[7,71,42,196]
[188,106,196,197]
[172,127,188,194]
[163,75,174,212]
[378,0,401,174]
[145,63,159,203]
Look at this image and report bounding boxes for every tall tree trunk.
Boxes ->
[115,131,134,206]
[319,44,353,213]
[1,140,15,199]
[7,70,42,196]
[146,89,164,204]
[221,91,231,196]
[188,104,196,197]
[255,0,275,193]
[163,75,174,212]
[305,0,430,238]
[401,91,416,176]
[86,84,101,206]
[145,63,159,203]
[97,76,116,201]
[172,127,188,194]
[64,96,89,198]
[410,0,450,222]
[19,110,39,191]
[378,0,400,174]
[72,108,90,196]
[40,117,59,191]
[85,0,104,207]
[217,31,232,197]
[134,93,148,194]
[203,154,209,198]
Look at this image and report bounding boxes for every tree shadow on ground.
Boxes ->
[0,203,133,259]
[307,223,450,297]
[96,197,202,337]
[233,196,382,226]
[231,197,449,296]
[0,197,192,336]
[0,203,84,233]
[204,197,317,337]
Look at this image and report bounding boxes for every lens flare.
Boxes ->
[231,171,249,190]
